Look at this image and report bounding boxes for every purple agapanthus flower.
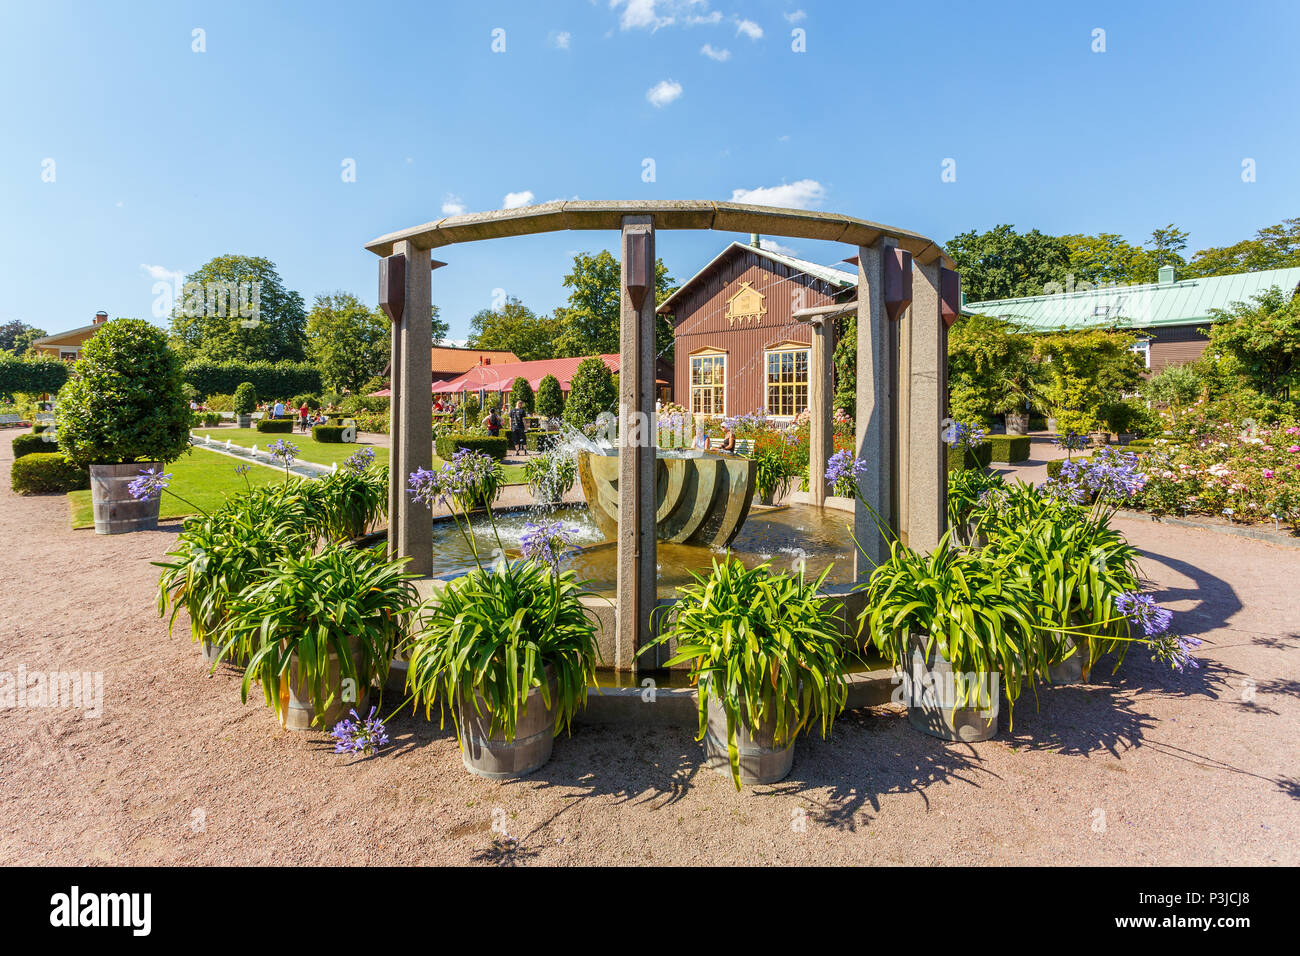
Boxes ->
[407,467,441,507]
[1114,591,1174,636]
[329,706,390,756]
[344,447,375,473]
[234,463,252,476]
[825,449,869,486]
[520,520,579,572]
[1150,634,1203,673]
[267,439,299,467]
[127,467,173,501]
[947,421,987,451]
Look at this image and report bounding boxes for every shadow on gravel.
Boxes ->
[1132,548,1242,641]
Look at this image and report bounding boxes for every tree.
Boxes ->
[1063,233,1149,286]
[430,305,450,345]
[1032,328,1143,436]
[553,250,677,359]
[305,292,390,394]
[233,382,258,415]
[168,255,307,363]
[1204,286,1300,397]
[1184,218,1300,278]
[466,297,560,361]
[947,314,1047,424]
[0,351,67,398]
[56,319,191,466]
[509,376,535,413]
[564,357,617,427]
[536,373,564,419]
[944,225,1071,302]
[0,321,46,356]
[1140,362,1203,413]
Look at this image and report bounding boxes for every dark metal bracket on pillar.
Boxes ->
[884,248,913,320]
[940,268,961,327]
[378,253,406,323]
[623,229,652,311]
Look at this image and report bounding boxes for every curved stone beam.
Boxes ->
[365,200,954,268]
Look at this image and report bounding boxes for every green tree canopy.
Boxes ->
[305,291,390,394]
[1204,286,1300,397]
[554,250,676,360]
[564,357,617,427]
[1032,328,1143,436]
[0,321,47,356]
[466,297,561,361]
[536,373,564,419]
[947,314,1048,424]
[1184,218,1300,278]
[168,254,307,364]
[945,225,1071,301]
[509,375,535,412]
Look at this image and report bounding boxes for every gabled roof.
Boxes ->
[430,344,520,375]
[657,241,858,315]
[964,267,1300,331]
[33,323,99,346]
[431,354,623,394]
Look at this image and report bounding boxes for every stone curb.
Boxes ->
[1115,508,1300,550]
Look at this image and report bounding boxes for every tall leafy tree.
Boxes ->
[0,321,47,356]
[564,357,617,426]
[1204,286,1300,397]
[944,225,1071,302]
[1184,218,1300,278]
[305,292,391,394]
[554,250,676,359]
[168,255,307,363]
[466,297,561,361]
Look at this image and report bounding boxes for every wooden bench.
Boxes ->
[0,414,22,427]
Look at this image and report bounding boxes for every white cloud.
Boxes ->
[646,79,683,107]
[140,263,183,282]
[759,238,798,256]
[700,43,730,61]
[687,11,722,25]
[442,194,467,215]
[503,190,535,209]
[613,0,673,31]
[784,9,806,23]
[612,1,720,31]
[551,30,571,49]
[735,18,763,39]
[730,179,826,209]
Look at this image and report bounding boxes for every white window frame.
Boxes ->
[763,344,810,420]
[689,350,727,418]
[1130,338,1151,370]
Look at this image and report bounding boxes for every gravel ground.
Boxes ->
[0,428,1296,866]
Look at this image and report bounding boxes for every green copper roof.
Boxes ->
[964,267,1300,331]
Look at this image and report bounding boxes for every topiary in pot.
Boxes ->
[233,381,257,427]
[55,318,190,534]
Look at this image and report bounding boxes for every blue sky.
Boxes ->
[2,0,1298,340]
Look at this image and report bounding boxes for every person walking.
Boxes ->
[509,400,528,456]
[299,401,310,432]
[483,405,502,438]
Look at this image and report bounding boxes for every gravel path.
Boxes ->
[1,428,1295,866]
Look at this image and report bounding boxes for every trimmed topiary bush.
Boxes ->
[986,434,1031,463]
[536,373,564,420]
[11,452,89,494]
[435,434,508,461]
[55,318,190,467]
[255,418,294,433]
[13,431,56,459]
[526,430,560,453]
[946,443,993,472]
[233,382,258,416]
[509,376,535,414]
[564,357,616,427]
[312,424,351,443]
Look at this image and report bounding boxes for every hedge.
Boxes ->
[183,360,321,400]
[255,418,294,433]
[191,412,222,427]
[312,424,353,443]
[1047,456,1092,479]
[0,354,68,396]
[526,430,561,453]
[986,435,1031,463]
[947,443,993,472]
[11,452,89,494]
[32,422,55,435]
[13,432,56,459]
[436,434,508,461]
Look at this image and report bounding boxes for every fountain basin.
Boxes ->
[576,450,755,548]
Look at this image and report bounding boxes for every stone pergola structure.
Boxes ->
[367,200,959,672]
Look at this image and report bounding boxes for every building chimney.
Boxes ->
[1157,265,1176,285]
[93,310,108,325]
[749,233,761,249]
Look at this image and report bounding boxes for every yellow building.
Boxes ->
[31,311,110,360]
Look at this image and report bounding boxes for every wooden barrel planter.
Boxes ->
[456,667,557,779]
[904,633,1000,742]
[89,462,161,535]
[1004,411,1029,436]
[280,637,369,732]
[702,692,796,786]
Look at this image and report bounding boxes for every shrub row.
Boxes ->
[11,452,89,494]
[435,434,508,461]
[183,360,321,401]
[946,443,994,473]
[255,418,294,433]
[312,425,353,443]
[986,434,1031,463]
[0,354,68,396]
[13,431,57,458]
[191,412,222,427]
[526,430,561,453]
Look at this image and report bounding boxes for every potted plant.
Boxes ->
[404,466,600,778]
[523,447,577,507]
[946,468,1007,547]
[54,318,191,534]
[233,381,257,428]
[642,557,848,789]
[227,546,418,731]
[749,434,801,505]
[860,537,1037,742]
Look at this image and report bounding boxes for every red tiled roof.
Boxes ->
[431,354,621,394]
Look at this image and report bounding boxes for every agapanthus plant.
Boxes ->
[520,520,579,573]
[344,447,376,473]
[825,449,869,497]
[128,465,208,517]
[329,706,391,755]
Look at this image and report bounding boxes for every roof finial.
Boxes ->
[749,233,761,248]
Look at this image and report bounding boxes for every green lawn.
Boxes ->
[68,446,291,529]
[191,427,527,483]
